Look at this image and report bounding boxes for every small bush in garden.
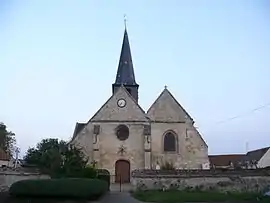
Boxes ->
[97,169,110,190]
[161,161,175,170]
[82,166,97,178]
[9,178,108,199]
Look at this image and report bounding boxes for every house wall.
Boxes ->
[0,171,50,192]
[0,160,13,167]
[258,148,270,168]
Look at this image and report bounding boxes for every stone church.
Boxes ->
[70,28,209,182]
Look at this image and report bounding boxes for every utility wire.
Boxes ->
[214,102,270,126]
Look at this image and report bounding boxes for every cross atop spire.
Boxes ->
[124,14,127,30]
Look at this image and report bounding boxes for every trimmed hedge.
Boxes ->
[48,167,110,191]
[50,167,98,179]
[9,178,108,199]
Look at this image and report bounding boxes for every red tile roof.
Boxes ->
[209,154,245,167]
[209,147,270,167]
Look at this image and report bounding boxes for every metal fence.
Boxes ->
[110,174,131,192]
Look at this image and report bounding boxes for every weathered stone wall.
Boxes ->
[71,86,210,177]
[150,122,209,169]
[93,121,147,175]
[72,124,93,161]
[131,169,270,193]
[0,171,50,191]
[72,87,149,175]
[147,89,209,169]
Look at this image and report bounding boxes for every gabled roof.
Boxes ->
[246,147,270,162]
[114,28,137,86]
[71,122,86,140]
[190,126,208,148]
[71,86,148,141]
[89,85,147,122]
[121,84,146,114]
[209,154,245,166]
[147,88,193,121]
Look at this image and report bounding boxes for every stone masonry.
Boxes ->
[70,28,209,181]
[71,86,209,177]
[0,170,50,192]
[131,169,270,193]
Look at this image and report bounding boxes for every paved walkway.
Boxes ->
[110,183,132,192]
[91,183,140,203]
[95,192,141,203]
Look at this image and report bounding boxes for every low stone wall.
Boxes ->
[0,171,50,192]
[131,169,270,193]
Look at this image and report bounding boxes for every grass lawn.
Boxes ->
[131,190,270,203]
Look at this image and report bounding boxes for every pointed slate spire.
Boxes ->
[112,24,139,102]
[114,28,137,86]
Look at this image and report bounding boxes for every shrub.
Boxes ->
[9,178,108,199]
[97,169,110,190]
[161,161,175,170]
[81,166,97,178]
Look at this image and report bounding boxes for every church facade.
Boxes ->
[70,28,209,183]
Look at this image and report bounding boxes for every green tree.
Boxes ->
[0,122,16,156]
[24,138,87,176]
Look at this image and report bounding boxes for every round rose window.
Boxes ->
[116,125,129,141]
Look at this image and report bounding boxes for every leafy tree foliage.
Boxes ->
[24,138,88,176]
[0,122,16,156]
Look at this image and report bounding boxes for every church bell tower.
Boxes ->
[112,27,139,102]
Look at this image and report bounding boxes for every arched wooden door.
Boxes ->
[115,160,130,183]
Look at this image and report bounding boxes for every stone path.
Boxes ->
[94,192,141,203]
[91,183,140,203]
[110,183,131,192]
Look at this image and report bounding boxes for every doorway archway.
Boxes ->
[115,159,130,183]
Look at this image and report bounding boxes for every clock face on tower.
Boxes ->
[117,99,126,108]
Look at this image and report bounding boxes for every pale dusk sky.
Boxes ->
[1,0,270,157]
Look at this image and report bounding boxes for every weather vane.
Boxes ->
[124,14,127,29]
